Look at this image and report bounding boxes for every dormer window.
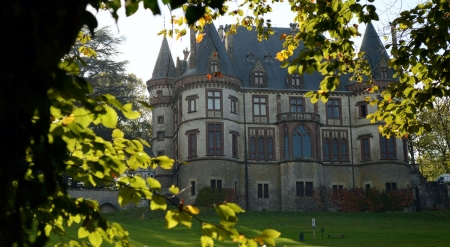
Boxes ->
[379,66,389,79]
[210,61,219,73]
[288,73,303,88]
[255,72,264,86]
[251,59,267,88]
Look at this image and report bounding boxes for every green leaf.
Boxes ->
[88,231,102,247]
[118,187,134,206]
[147,177,162,190]
[226,202,245,213]
[112,129,124,139]
[218,204,235,219]
[100,105,118,128]
[165,210,179,228]
[150,194,167,210]
[261,229,281,239]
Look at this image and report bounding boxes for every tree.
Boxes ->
[2,0,449,246]
[71,27,152,140]
[413,98,450,180]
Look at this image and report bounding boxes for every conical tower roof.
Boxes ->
[151,37,176,80]
[360,22,390,71]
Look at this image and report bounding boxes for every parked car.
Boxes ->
[435,174,450,184]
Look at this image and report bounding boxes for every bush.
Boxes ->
[195,187,241,207]
[328,188,413,212]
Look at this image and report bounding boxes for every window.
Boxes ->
[211,179,222,192]
[157,131,164,141]
[322,130,348,162]
[289,73,302,88]
[207,123,223,155]
[210,61,219,72]
[186,95,198,113]
[365,184,371,191]
[229,96,238,114]
[248,128,275,161]
[284,125,289,159]
[191,181,196,196]
[332,185,343,193]
[296,182,313,197]
[380,135,396,159]
[296,182,304,197]
[292,125,312,158]
[231,131,239,158]
[257,183,269,198]
[207,90,221,110]
[356,101,368,118]
[157,150,164,156]
[379,66,389,79]
[254,72,264,86]
[326,99,341,119]
[186,129,199,158]
[157,115,164,124]
[385,182,397,192]
[306,182,313,197]
[359,135,372,161]
[253,96,267,116]
[290,98,304,112]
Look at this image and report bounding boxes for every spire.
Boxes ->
[360,22,389,71]
[151,37,176,80]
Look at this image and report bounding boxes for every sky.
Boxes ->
[90,0,411,82]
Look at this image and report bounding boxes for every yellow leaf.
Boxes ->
[78,227,90,238]
[44,224,52,237]
[88,231,102,247]
[196,33,204,43]
[62,114,75,125]
[176,33,181,41]
[183,205,200,215]
[169,184,179,195]
[280,33,287,40]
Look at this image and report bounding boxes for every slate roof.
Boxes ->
[359,22,396,79]
[151,37,177,80]
[155,23,391,90]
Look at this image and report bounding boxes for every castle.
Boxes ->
[147,22,411,211]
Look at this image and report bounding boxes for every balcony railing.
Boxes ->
[276,112,320,122]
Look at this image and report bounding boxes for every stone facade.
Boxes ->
[147,23,412,211]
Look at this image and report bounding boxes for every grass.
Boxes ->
[46,207,450,247]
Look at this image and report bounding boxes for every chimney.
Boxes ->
[289,23,298,35]
[218,25,224,40]
[183,47,189,60]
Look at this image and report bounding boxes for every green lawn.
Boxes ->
[46,207,450,247]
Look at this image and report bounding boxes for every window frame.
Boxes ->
[190,181,196,196]
[157,150,164,156]
[380,135,396,159]
[206,90,222,111]
[230,131,239,159]
[359,134,372,161]
[254,71,265,87]
[157,131,164,142]
[289,73,302,88]
[248,128,275,161]
[186,129,199,158]
[326,98,341,119]
[257,183,269,199]
[385,182,397,192]
[322,130,349,163]
[289,97,304,113]
[356,101,369,118]
[229,95,238,114]
[206,122,224,156]
[157,115,164,124]
[252,95,268,117]
[186,94,199,113]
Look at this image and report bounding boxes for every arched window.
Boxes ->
[267,137,273,159]
[332,139,339,161]
[323,139,330,161]
[292,125,311,158]
[249,137,256,159]
[258,137,265,159]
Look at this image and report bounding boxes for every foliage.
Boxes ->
[413,98,450,180]
[71,27,152,141]
[195,187,242,207]
[329,188,413,212]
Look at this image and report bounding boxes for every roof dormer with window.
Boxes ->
[251,59,267,88]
